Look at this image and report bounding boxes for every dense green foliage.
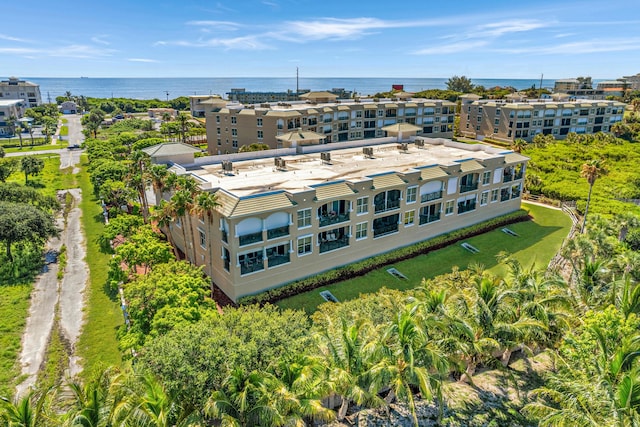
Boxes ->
[524,135,640,217]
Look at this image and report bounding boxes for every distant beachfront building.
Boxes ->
[59,101,78,114]
[225,88,353,104]
[596,80,627,97]
[155,137,527,302]
[189,95,226,118]
[552,77,606,100]
[0,77,42,108]
[459,95,625,143]
[204,92,456,155]
[0,99,26,136]
[622,73,640,91]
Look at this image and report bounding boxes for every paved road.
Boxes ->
[15,114,89,397]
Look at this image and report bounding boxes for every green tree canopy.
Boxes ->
[0,201,57,261]
[20,156,44,184]
[446,75,474,93]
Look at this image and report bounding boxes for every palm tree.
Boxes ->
[152,199,180,258]
[8,114,23,149]
[205,369,284,426]
[176,113,190,144]
[580,159,606,233]
[0,389,54,427]
[319,317,382,420]
[510,138,528,153]
[128,151,151,223]
[192,190,219,284]
[371,306,448,426]
[126,374,200,427]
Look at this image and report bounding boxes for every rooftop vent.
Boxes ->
[415,139,425,148]
[320,152,331,164]
[363,147,374,158]
[274,157,287,170]
[221,160,233,174]
[397,143,408,152]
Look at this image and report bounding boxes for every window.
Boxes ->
[356,197,369,214]
[406,186,417,203]
[231,129,237,136]
[445,200,455,215]
[491,189,499,202]
[257,130,263,139]
[404,210,415,226]
[480,191,489,206]
[257,118,263,126]
[216,127,221,135]
[231,116,237,124]
[355,222,367,240]
[232,140,238,148]
[216,116,220,123]
[297,236,312,255]
[297,208,311,228]
[199,230,206,247]
[482,171,491,185]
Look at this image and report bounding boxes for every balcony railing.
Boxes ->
[373,223,399,238]
[457,202,476,214]
[374,201,400,214]
[319,212,350,227]
[514,171,523,180]
[319,236,349,253]
[240,259,264,275]
[460,183,479,193]
[268,254,290,268]
[308,119,317,125]
[239,231,263,246]
[323,118,332,123]
[421,190,442,203]
[419,213,440,225]
[221,230,228,243]
[405,112,416,117]
[503,174,514,183]
[267,225,289,240]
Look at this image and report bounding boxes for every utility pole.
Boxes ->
[165,91,170,101]
[296,67,299,94]
[538,73,544,100]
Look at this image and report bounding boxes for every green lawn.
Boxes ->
[7,155,74,199]
[277,203,572,313]
[75,160,123,376]
[0,284,32,398]
[59,125,69,137]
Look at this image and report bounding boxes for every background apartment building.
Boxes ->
[160,137,526,302]
[0,99,26,136]
[0,77,42,108]
[459,96,625,142]
[204,94,456,154]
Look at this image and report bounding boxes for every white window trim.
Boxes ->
[296,234,313,257]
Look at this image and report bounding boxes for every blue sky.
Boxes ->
[2,0,640,78]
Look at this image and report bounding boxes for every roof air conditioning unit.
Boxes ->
[415,139,424,148]
[398,143,408,152]
[363,147,374,158]
[321,152,331,163]
[222,160,233,173]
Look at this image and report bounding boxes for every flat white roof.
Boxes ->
[0,99,23,107]
[187,140,510,198]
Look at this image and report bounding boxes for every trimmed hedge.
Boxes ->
[237,209,530,306]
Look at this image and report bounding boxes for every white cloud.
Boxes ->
[48,44,116,58]
[170,35,272,50]
[187,20,243,31]
[414,40,489,55]
[477,20,548,37]
[498,38,640,55]
[0,47,38,54]
[91,36,111,45]
[128,58,159,63]
[0,34,29,43]
[283,17,431,41]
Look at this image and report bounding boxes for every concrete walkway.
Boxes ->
[15,114,88,397]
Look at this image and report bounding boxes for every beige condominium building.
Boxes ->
[459,95,626,143]
[204,92,456,154]
[0,99,26,136]
[0,77,42,108]
[161,137,527,302]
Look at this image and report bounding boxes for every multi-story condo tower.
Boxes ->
[157,136,527,302]
[0,77,42,108]
[459,96,625,142]
[204,93,456,154]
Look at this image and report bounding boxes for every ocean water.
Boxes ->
[19,77,562,101]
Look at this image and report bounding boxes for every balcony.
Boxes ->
[308,119,318,125]
[267,225,289,240]
[240,259,264,275]
[319,235,349,253]
[460,183,478,193]
[457,201,476,214]
[373,223,399,238]
[503,174,514,183]
[319,212,350,227]
[514,171,524,180]
[374,199,400,214]
[323,118,332,123]
[268,253,290,268]
[239,231,263,246]
[421,191,442,203]
[419,213,440,225]
[512,188,521,199]
[405,112,416,117]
